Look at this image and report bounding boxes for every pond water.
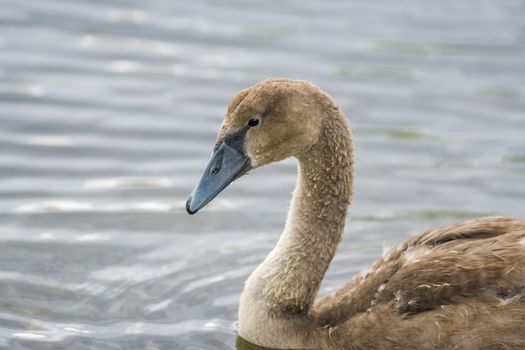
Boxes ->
[1,0,525,349]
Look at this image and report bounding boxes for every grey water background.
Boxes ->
[1,0,525,349]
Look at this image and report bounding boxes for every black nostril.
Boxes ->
[210,156,223,175]
[208,145,225,176]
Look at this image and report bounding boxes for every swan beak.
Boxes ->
[186,142,251,214]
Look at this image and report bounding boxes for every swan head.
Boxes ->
[186,78,324,214]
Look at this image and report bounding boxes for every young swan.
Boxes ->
[187,79,525,349]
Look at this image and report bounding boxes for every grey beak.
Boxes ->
[186,143,251,214]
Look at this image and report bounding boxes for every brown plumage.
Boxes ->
[188,78,525,349]
[313,216,525,350]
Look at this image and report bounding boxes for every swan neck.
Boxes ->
[246,112,354,315]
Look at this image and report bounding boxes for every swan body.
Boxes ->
[186,79,525,349]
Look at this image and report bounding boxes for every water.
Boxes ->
[1,0,525,348]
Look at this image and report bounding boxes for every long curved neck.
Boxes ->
[240,109,354,322]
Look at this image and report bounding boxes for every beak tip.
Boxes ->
[185,196,198,215]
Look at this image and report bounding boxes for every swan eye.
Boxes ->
[247,118,259,127]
